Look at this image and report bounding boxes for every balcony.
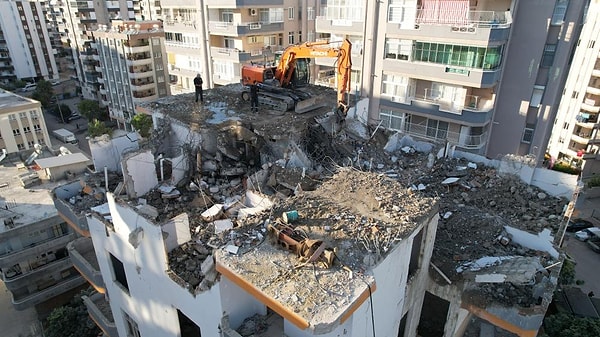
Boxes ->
[0,232,76,267]
[83,292,118,337]
[586,85,600,96]
[132,91,158,103]
[315,16,364,34]
[129,66,154,79]
[210,47,258,63]
[126,56,152,66]
[208,21,284,36]
[570,133,592,145]
[581,101,600,113]
[204,0,285,6]
[131,80,155,91]
[383,59,501,88]
[163,19,198,33]
[382,10,511,43]
[3,257,72,288]
[68,237,105,293]
[11,273,85,310]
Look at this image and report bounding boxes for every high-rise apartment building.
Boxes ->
[56,0,144,100]
[161,0,316,92]
[0,0,59,83]
[548,0,600,179]
[314,0,586,162]
[0,89,52,154]
[94,20,170,130]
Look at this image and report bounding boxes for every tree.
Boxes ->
[77,100,107,121]
[559,259,576,285]
[88,119,112,138]
[44,289,100,337]
[131,113,153,138]
[544,312,600,337]
[31,80,54,108]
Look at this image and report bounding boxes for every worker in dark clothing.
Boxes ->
[194,74,203,103]
[250,81,259,112]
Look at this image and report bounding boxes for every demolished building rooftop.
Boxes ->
[57,83,572,336]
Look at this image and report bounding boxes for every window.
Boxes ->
[408,228,423,278]
[522,124,535,143]
[34,124,41,132]
[248,36,258,43]
[388,0,410,23]
[177,309,201,337]
[9,114,16,121]
[530,85,545,107]
[123,311,141,337]
[326,0,364,22]
[541,44,556,68]
[380,109,410,132]
[23,126,31,134]
[13,129,21,136]
[381,74,409,103]
[110,253,129,293]
[412,42,503,70]
[307,7,315,20]
[288,32,295,45]
[551,0,568,25]
[221,10,233,23]
[288,7,294,20]
[261,8,283,23]
[17,143,25,150]
[31,111,38,119]
[426,119,448,140]
[19,112,27,119]
[307,31,315,42]
[385,38,412,60]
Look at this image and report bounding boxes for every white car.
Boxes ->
[575,227,600,241]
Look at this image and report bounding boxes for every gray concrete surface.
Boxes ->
[43,97,92,156]
[0,281,42,337]
[563,234,600,297]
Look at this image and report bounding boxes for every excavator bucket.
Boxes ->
[294,94,329,114]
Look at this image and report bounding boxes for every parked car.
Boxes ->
[587,234,600,253]
[574,227,600,241]
[67,112,81,122]
[51,80,60,86]
[566,219,594,232]
[20,83,37,92]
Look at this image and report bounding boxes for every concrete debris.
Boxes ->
[127,83,570,308]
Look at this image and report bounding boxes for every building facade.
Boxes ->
[0,164,84,311]
[548,0,600,179]
[94,20,170,130]
[0,89,52,154]
[313,0,587,161]
[0,0,59,83]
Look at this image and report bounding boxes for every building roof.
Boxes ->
[35,153,91,169]
[0,163,64,233]
[0,90,39,111]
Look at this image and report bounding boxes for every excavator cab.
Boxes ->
[274,51,310,88]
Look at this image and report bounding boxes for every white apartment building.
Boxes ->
[0,0,59,83]
[548,0,600,179]
[94,20,170,130]
[0,89,51,154]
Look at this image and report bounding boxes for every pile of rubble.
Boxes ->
[94,84,569,311]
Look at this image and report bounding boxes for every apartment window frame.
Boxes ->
[381,74,409,103]
[551,0,568,25]
[307,7,315,20]
[288,7,295,20]
[522,124,535,143]
[109,253,130,294]
[385,38,411,60]
[388,0,409,23]
[541,44,557,68]
[530,85,545,107]
[123,311,141,337]
[288,32,295,45]
[13,129,21,136]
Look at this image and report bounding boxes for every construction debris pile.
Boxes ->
[94,84,569,312]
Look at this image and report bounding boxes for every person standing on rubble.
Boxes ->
[250,81,259,112]
[194,73,204,103]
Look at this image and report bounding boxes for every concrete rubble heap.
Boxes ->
[71,84,570,331]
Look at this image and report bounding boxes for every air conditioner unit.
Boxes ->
[250,8,258,16]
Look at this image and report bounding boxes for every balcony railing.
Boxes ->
[415,10,511,28]
[68,237,104,292]
[83,292,118,337]
[11,274,85,310]
[383,91,493,114]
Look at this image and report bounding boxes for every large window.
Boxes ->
[382,74,410,103]
[541,44,556,67]
[530,85,545,107]
[213,61,234,80]
[380,109,411,132]
[412,42,503,70]
[388,0,411,23]
[261,8,283,23]
[426,119,448,140]
[110,253,129,293]
[551,0,568,25]
[326,0,364,22]
[385,38,412,60]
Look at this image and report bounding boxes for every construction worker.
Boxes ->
[250,81,259,112]
[194,74,203,103]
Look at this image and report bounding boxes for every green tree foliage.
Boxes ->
[31,80,54,108]
[44,289,100,337]
[88,119,112,138]
[544,313,600,337]
[131,113,153,138]
[53,104,73,122]
[559,259,576,285]
[77,100,108,121]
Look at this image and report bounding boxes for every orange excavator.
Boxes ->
[241,39,352,120]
